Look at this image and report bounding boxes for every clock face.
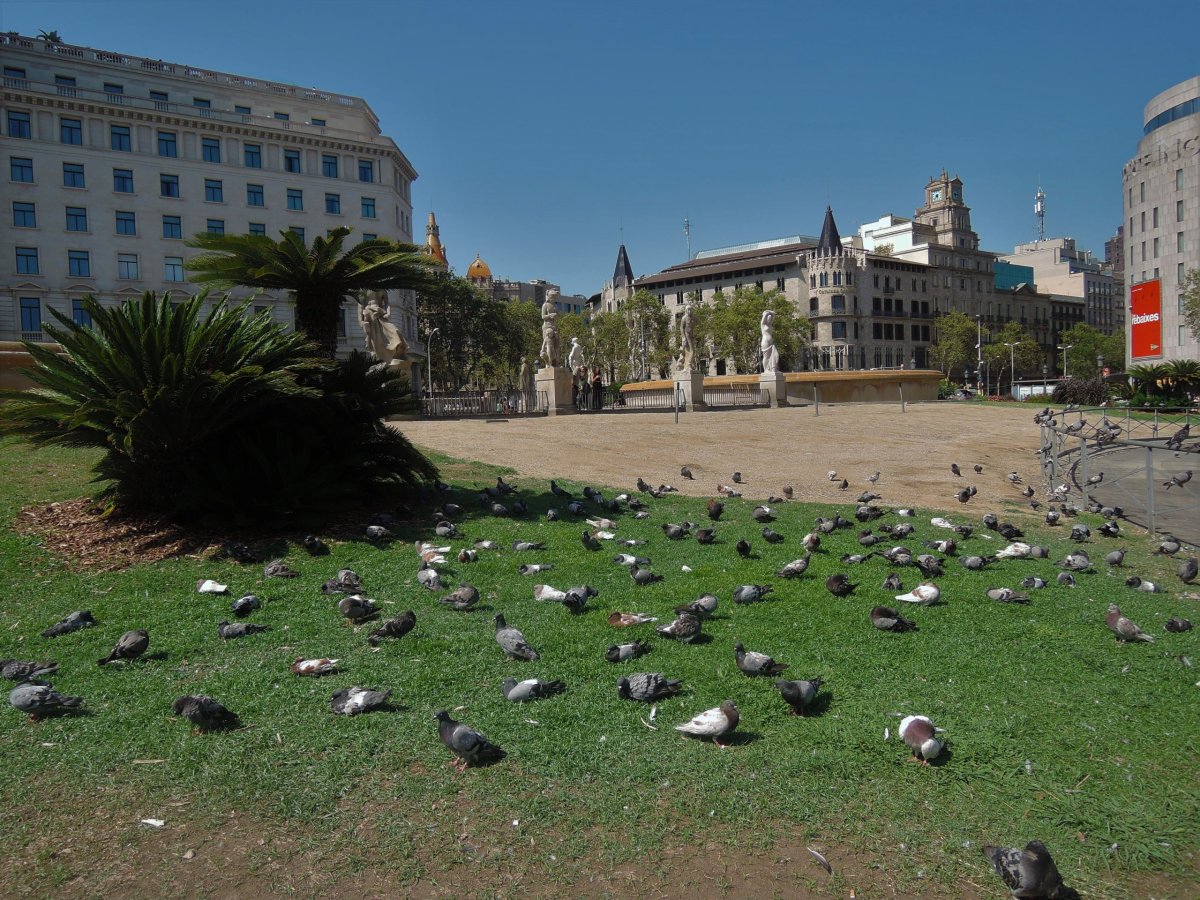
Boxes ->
[931,189,942,201]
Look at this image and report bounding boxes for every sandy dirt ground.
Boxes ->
[399,402,1040,512]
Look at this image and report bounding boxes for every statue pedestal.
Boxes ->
[535,366,576,416]
[760,371,789,407]
[674,370,706,412]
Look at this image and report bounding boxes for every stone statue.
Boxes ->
[567,336,584,372]
[675,301,696,373]
[760,309,779,374]
[358,290,408,364]
[540,290,560,368]
[519,358,534,395]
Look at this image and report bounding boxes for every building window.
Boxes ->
[3,65,26,80]
[289,226,305,241]
[66,206,88,232]
[235,104,251,116]
[322,154,338,178]
[150,89,169,109]
[19,298,41,334]
[361,233,377,242]
[193,97,211,109]
[162,215,182,239]
[809,297,818,313]
[1178,232,1185,252]
[117,253,139,279]
[284,149,301,173]
[16,247,40,275]
[247,184,264,207]
[358,159,374,183]
[72,299,93,328]
[1139,182,1145,202]
[68,250,90,277]
[311,117,326,127]
[158,131,178,157]
[11,157,33,182]
[275,112,290,121]
[104,81,123,96]
[207,218,225,235]
[111,125,132,151]
[1153,207,1159,228]
[831,321,846,340]
[12,201,36,228]
[204,179,224,202]
[1178,200,1185,222]
[6,110,33,139]
[325,193,341,214]
[63,163,85,188]
[248,222,266,236]
[161,174,180,197]
[202,137,221,163]
[164,256,185,282]
[59,117,82,144]
[831,294,845,311]
[361,197,376,218]
[287,189,303,210]
[115,210,136,235]
[113,168,134,192]
[244,143,262,168]
[1153,237,1159,258]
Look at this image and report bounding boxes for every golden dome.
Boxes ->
[467,254,492,281]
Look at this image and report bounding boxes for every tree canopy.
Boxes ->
[982,321,1043,388]
[930,311,983,379]
[1181,268,1200,341]
[696,287,811,374]
[186,227,439,357]
[1056,323,1125,376]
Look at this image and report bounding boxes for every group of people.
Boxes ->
[572,366,605,411]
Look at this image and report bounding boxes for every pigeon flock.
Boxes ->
[4,427,1197,896]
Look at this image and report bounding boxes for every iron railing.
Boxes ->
[422,390,547,418]
[703,385,768,407]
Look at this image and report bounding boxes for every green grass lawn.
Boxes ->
[0,439,1196,896]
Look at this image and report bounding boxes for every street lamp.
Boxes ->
[975,314,984,394]
[1056,343,1074,379]
[1003,341,1018,396]
[1096,353,1105,376]
[425,327,440,403]
[1042,362,1048,395]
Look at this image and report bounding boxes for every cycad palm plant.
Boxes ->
[0,291,326,514]
[186,227,440,357]
[1164,359,1200,401]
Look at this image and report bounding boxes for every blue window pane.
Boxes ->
[162,215,182,239]
[113,168,134,192]
[248,222,266,236]
[63,163,85,188]
[157,131,177,157]
[116,211,136,235]
[111,126,131,151]
[284,150,301,173]
[289,226,305,241]
[202,137,220,163]
[246,184,264,207]
[322,154,338,178]
[244,143,262,168]
[204,179,223,202]
[287,189,303,211]
[207,218,225,235]
[11,157,34,182]
[68,250,91,277]
[16,247,39,275]
[72,299,93,328]
[60,118,82,144]
[325,193,341,214]
[118,254,139,279]
[161,174,180,197]
[20,298,41,332]
[358,160,374,183]
[12,202,36,228]
[66,207,88,231]
[361,197,376,218]
[7,111,32,139]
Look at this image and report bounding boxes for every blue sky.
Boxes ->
[5,0,1198,297]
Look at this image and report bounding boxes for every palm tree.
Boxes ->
[186,227,440,357]
[1164,359,1200,401]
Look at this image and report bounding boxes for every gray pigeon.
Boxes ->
[776,557,810,578]
[511,539,546,551]
[987,587,1030,604]
[981,840,1074,899]
[97,629,149,666]
[674,594,718,618]
[9,682,83,719]
[1021,576,1048,590]
[1165,617,1192,633]
[0,659,58,681]
[263,559,299,578]
[41,610,96,638]
[761,527,785,544]
[732,584,772,604]
[338,595,379,622]
[1057,572,1076,587]
[330,686,392,715]
[734,642,787,677]
[656,612,701,642]
[870,606,917,633]
[173,695,239,732]
[367,610,416,646]
[581,530,602,551]
[775,678,823,716]
[218,620,269,639]
[231,594,261,617]
[435,710,505,769]
[439,584,480,611]
[501,677,566,702]
[1179,558,1198,584]
[882,572,904,591]
[1154,536,1182,555]
[1163,470,1192,490]
[1106,604,1154,642]
[303,535,329,556]
[494,614,538,660]
[1056,550,1091,571]
[1105,549,1125,567]
[617,672,683,702]
[629,564,663,586]
[605,640,652,662]
[960,555,989,571]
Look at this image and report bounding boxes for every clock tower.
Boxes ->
[915,170,978,250]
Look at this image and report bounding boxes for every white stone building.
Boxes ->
[1122,75,1200,364]
[1,32,421,361]
[999,237,1123,336]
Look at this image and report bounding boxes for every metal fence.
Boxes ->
[422,390,547,418]
[1038,406,1198,541]
[587,386,676,411]
[703,385,768,407]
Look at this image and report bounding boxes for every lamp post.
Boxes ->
[1042,362,1048,395]
[425,327,440,406]
[1096,354,1105,376]
[1056,343,1074,379]
[1003,342,1018,396]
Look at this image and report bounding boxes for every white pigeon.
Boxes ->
[587,518,618,531]
[930,517,956,530]
[827,470,838,481]
[674,700,740,748]
[896,582,940,605]
[897,508,916,517]
[197,580,228,594]
[533,584,567,602]
[899,714,945,762]
[594,530,617,541]
[415,541,451,556]
[995,542,1032,560]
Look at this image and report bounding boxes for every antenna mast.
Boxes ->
[683,217,691,259]
[1034,186,1046,243]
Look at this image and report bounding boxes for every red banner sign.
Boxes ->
[1129,280,1162,359]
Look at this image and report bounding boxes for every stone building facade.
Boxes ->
[1122,75,1200,364]
[1000,237,1123,336]
[1,33,421,359]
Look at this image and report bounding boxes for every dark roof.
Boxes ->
[636,241,815,288]
[612,245,634,287]
[816,206,842,255]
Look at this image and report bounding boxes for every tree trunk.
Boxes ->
[294,290,341,358]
